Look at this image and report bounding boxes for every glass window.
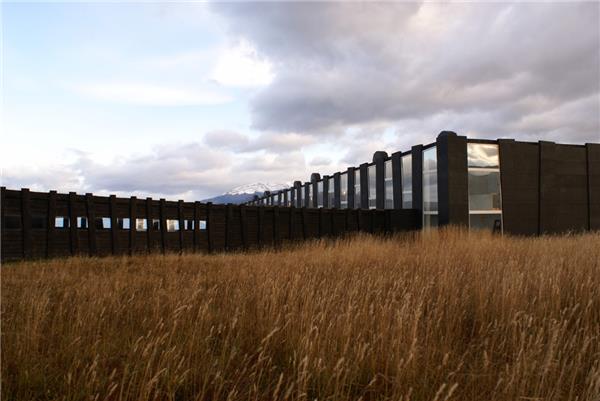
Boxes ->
[328,177,335,207]
[354,169,361,209]
[423,147,438,229]
[199,220,207,230]
[152,219,160,230]
[401,155,412,209]
[136,218,147,231]
[55,216,70,228]
[340,173,348,209]
[297,187,303,207]
[368,164,376,209]
[117,217,130,230]
[77,216,88,229]
[468,143,502,232]
[384,159,393,209]
[308,185,313,208]
[94,217,110,229]
[468,143,500,168]
[317,181,323,207]
[166,219,179,232]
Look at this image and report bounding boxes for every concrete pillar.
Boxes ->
[436,131,469,227]
[373,151,388,210]
[411,145,423,227]
[391,151,403,209]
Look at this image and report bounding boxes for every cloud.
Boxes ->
[210,39,274,87]
[74,82,231,106]
[203,130,315,153]
[212,2,600,143]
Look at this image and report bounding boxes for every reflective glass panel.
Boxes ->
[401,155,412,209]
[135,218,147,231]
[468,170,502,211]
[423,147,438,213]
[340,173,348,209]
[368,164,376,209]
[467,143,499,168]
[354,169,361,209]
[384,159,393,209]
[328,177,335,207]
[469,213,502,231]
[308,185,313,208]
[317,181,323,207]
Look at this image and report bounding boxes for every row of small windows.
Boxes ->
[3,216,207,232]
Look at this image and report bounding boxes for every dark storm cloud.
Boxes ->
[213,2,600,143]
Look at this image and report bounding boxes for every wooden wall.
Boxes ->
[1,188,420,262]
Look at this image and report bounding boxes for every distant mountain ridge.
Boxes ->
[203,182,291,204]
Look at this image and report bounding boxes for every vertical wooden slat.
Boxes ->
[289,206,295,240]
[194,201,200,252]
[130,196,137,255]
[206,202,213,253]
[68,191,78,255]
[0,187,5,260]
[86,193,96,256]
[178,200,185,253]
[47,190,57,258]
[21,188,32,259]
[273,205,280,247]
[240,204,247,249]
[146,197,153,253]
[257,206,264,248]
[224,203,231,250]
[301,208,308,239]
[109,195,118,255]
[159,198,166,254]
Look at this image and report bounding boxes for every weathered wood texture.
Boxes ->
[1,188,420,262]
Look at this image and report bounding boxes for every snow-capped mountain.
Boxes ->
[203,182,292,204]
[225,182,291,196]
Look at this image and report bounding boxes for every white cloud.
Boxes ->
[74,82,231,106]
[210,39,274,87]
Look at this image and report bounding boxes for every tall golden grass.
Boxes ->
[2,227,600,401]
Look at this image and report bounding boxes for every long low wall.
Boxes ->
[0,188,420,262]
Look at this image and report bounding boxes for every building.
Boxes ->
[247,131,600,235]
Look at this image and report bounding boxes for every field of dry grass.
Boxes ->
[2,228,600,401]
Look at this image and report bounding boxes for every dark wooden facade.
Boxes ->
[0,188,420,262]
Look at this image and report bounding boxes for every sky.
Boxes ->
[2,1,599,201]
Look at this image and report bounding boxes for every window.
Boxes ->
[340,173,348,209]
[199,220,207,230]
[468,143,502,232]
[117,218,130,230]
[402,155,412,209]
[77,217,88,229]
[423,147,438,229]
[317,181,323,208]
[328,177,335,207]
[368,164,376,209]
[308,185,313,208]
[384,159,393,209]
[166,219,179,232]
[136,218,148,231]
[184,220,194,230]
[152,219,160,230]
[4,215,21,229]
[95,217,111,229]
[354,169,361,209]
[55,216,70,228]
